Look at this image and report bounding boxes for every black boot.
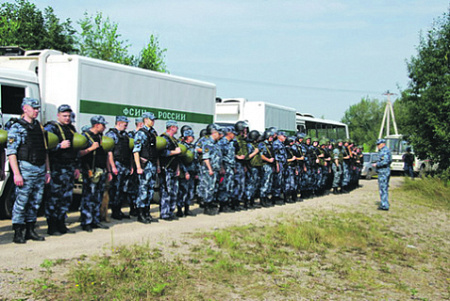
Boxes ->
[341,186,349,194]
[333,187,339,195]
[291,191,298,203]
[204,203,216,216]
[111,206,123,220]
[176,206,184,217]
[13,224,26,244]
[58,218,75,234]
[129,202,138,217]
[47,218,61,236]
[184,205,197,216]
[25,222,45,241]
[242,199,249,210]
[137,207,150,224]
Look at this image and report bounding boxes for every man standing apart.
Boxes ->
[106,116,133,220]
[7,98,51,243]
[373,139,392,211]
[44,104,79,235]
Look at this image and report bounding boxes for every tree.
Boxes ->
[0,0,76,52]
[77,12,133,65]
[341,97,385,151]
[401,10,450,171]
[137,35,168,73]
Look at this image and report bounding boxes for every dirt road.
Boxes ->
[0,178,402,299]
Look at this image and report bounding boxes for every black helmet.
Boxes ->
[262,130,271,140]
[284,136,295,145]
[268,127,278,136]
[235,121,249,133]
[199,129,207,138]
[206,123,219,135]
[248,130,260,142]
[180,125,192,137]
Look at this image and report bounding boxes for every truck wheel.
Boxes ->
[0,177,15,219]
[365,169,372,180]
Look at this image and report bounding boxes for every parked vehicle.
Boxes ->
[215,98,297,134]
[0,47,216,218]
[361,152,379,180]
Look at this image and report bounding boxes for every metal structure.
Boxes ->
[378,90,398,139]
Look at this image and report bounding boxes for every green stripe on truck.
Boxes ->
[79,99,214,124]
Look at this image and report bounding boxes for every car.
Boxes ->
[361,152,379,180]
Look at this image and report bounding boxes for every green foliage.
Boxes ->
[137,35,168,73]
[341,97,385,151]
[401,10,450,171]
[0,0,76,52]
[77,12,133,65]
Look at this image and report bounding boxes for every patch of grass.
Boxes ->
[399,177,450,209]
[32,244,195,300]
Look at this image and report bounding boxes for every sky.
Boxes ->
[10,0,450,121]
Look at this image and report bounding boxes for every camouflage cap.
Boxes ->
[142,112,156,120]
[21,97,40,109]
[116,115,130,123]
[166,120,178,128]
[90,115,108,125]
[376,138,386,145]
[57,104,72,113]
[135,117,143,124]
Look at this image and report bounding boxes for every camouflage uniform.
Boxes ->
[45,113,79,234]
[272,135,287,202]
[159,125,182,220]
[200,136,221,206]
[376,140,392,210]
[7,120,47,223]
[80,125,109,229]
[178,133,197,215]
[259,137,274,201]
[106,120,132,219]
[133,118,158,223]
[217,135,235,208]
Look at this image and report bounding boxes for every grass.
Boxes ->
[29,177,450,300]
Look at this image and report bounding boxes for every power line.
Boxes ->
[177,72,384,95]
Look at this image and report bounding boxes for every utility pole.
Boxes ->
[378,90,399,139]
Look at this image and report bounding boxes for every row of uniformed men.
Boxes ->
[6,98,363,244]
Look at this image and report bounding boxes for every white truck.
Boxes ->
[0,47,216,218]
[215,98,297,134]
[385,134,437,176]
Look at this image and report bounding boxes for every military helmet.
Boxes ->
[312,137,320,143]
[180,125,193,137]
[199,128,207,138]
[206,123,219,135]
[285,136,295,145]
[235,121,249,133]
[304,135,311,140]
[248,130,260,142]
[262,130,271,140]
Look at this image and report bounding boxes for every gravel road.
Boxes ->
[0,177,403,299]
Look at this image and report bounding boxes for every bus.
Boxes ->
[296,113,349,141]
